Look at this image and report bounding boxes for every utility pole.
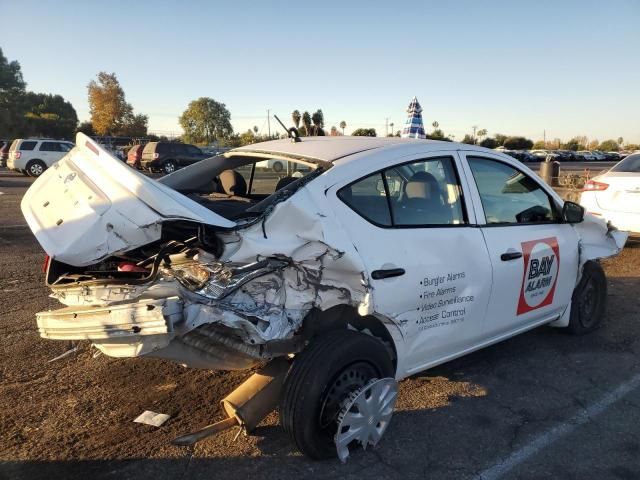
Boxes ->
[543,129,546,146]
[267,109,271,138]
[385,118,389,137]
[472,125,478,144]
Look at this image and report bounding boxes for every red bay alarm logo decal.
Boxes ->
[517,237,560,315]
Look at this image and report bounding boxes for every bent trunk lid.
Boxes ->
[595,172,640,214]
[21,133,234,266]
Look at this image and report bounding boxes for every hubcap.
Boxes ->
[31,164,43,176]
[334,377,398,462]
[579,276,597,327]
[165,163,175,173]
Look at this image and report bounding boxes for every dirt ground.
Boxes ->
[1,171,639,480]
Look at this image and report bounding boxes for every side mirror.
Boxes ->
[562,201,585,223]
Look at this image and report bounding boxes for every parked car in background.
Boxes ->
[140,142,209,174]
[504,150,538,163]
[0,140,11,168]
[126,144,145,169]
[530,149,559,161]
[577,151,597,161]
[7,138,74,176]
[619,151,632,159]
[604,152,621,161]
[551,150,574,162]
[580,153,640,236]
[590,151,607,161]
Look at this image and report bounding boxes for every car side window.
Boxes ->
[338,172,392,226]
[59,143,73,152]
[186,145,201,155]
[386,157,465,226]
[467,156,558,224]
[338,156,466,228]
[20,141,37,151]
[39,142,60,152]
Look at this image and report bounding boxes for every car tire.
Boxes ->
[280,329,394,460]
[26,159,47,177]
[566,261,607,335]
[272,161,284,173]
[162,160,177,175]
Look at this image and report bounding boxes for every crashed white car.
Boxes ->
[23,133,626,461]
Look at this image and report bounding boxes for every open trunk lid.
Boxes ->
[21,133,235,267]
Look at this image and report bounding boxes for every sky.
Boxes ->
[1,0,639,143]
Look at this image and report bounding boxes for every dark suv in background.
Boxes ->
[140,142,209,174]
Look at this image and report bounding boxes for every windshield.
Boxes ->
[611,154,640,173]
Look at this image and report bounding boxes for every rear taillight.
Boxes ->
[583,180,609,191]
[42,255,50,274]
[153,153,159,160]
[14,152,21,159]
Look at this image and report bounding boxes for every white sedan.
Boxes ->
[581,153,640,236]
[22,133,626,461]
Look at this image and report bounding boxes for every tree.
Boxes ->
[461,134,476,145]
[23,92,78,139]
[533,140,546,149]
[494,133,508,146]
[339,120,346,135]
[563,137,585,151]
[617,137,624,147]
[0,47,28,138]
[330,126,338,136]
[426,129,447,140]
[179,97,233,144]
[352,128,376,137]
[292,110,301,129]
[301,111,312,136]
[432,121,439,129]
[598,139,618,151]
[240,129,257,146]
[503,136,534,150]
[119,113,148,137]
[87,72,133,135]
[480,137,498,149]
[476,128,488,143]
[311,109,325,136]
[588,139,599,150]
[253,125,258,134]
[77,121,95,136]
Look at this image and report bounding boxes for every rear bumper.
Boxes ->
[37,297,182,341]
[580,194,640,234]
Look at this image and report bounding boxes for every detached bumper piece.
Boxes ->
[36,297,183,341]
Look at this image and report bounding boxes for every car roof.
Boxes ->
[232,136,454,163]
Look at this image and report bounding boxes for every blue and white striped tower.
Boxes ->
[401,96,426,139]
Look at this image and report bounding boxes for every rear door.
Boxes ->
[329,150,493,377]
[38,141,60,166]
[460,152,579,339]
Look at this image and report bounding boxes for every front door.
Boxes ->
[461,153,579,339]
[329,152,493,377]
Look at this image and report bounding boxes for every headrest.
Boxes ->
[219,170,247,196]
[275,176,297,191]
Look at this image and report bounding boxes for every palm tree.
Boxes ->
[302,111,312,136]
[253,125,258,135]
[340,120,346,135]
[432,121,439,129]
[292,110,301,129]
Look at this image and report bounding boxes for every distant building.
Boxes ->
[401,96,426,139]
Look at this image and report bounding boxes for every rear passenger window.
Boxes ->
[39,142,61,152]
[468,157,557,224]
[338,156,465,227]
[20,141,37,151]
[338,173,392,226]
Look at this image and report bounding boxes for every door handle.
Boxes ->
[500,251,523,261]
[371,268,405,280]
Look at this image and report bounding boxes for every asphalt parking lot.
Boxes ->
[1,170,639,480]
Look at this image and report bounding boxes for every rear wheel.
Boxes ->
[280,329,394,460]
[26,159,46,177]
[566,261,607,335]
[272,161,284,173]
[162,160,177,174]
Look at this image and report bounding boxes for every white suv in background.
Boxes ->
[7,138,74,177]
